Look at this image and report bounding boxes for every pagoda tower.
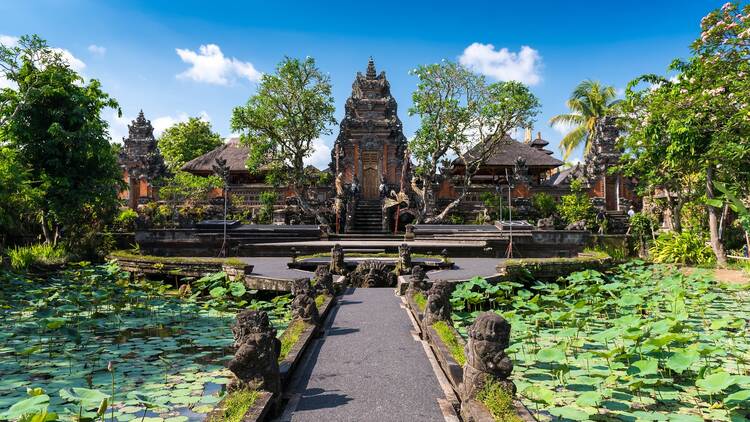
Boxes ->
[330,58,408,200]
[118,110,167,209]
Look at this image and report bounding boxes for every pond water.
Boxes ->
[0,263,290,421]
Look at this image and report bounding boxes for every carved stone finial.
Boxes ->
[422,280,453,326]
[330,244,345,274]
[407,265,428,295]
[398,243,412,274]
[291,278,320,325]
[366,57,377,79]
[461,312,515,401]
[313,265,336,296]
[227,310,281,395]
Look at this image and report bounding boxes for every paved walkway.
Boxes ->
[428,257,504,281]
[280,288,449,422]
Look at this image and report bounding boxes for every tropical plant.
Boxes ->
[113,209,138,232]
[557,179,594,227]
[650,230,715,265]
[549,79,620,160]
[257,191,278,224]
[532,192,557,218]
[157,117,223,170]
[7,243,68,270]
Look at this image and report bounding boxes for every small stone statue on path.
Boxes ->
[398,243,412,274]
[291,277,320,325]
[407,265,428,295]
[313,265,336,296]
[422,280,453,326]
[227,310,281,395]
[330,243,345,275]
[460,312,515,402]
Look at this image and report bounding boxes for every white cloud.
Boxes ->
[0,34,19,47]
[305,138,331,170]
[552,119,577,136]
[459,43,542,85]
[88,44,106,55]
[107,111,211,142]
[176,44,261,85]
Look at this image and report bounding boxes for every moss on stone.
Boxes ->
[109,250,246,267]
[208,389,260,422]
[278,319,307,362]
[476,380,521,422]
[315,294,327,309]
[412,291,426,312]
[432,320,466,366]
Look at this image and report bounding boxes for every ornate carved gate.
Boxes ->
[362,151,379,199]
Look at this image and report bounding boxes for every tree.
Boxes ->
[409,61,540,223]
[158,117,222,170]
[0,34,122,247]
[618,2,750,265]
[549,80,620,160]
[231,56,335,223]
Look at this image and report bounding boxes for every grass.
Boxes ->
[208,389,260,422]
[432,320,466,366]
[7,243,68,270]
[412,291,426,312]
[477,380,521,422]
[109,250,246,267]
[278,319,307,362]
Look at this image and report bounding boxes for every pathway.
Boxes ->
[278,288,451,422]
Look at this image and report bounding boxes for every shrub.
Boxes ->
[532,192,556,218]
[7,243,68,270]
[207,389,260,422]
[256,191,278,224]
[114,208,138,232]
[480,192,511,220]
[650,231,715,265]
[558,179,594,227]
[477,379,521,422]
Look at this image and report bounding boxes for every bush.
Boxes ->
[558,179,594,227]
[114,208,138,232]
[480,192,511,220]
[649,231,715,265]
[257,191,278,224]
[7,243,68,270]
[532,192,557,218]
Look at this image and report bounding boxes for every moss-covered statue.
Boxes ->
[227,310,281,395]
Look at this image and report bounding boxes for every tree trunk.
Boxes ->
[425,192,467,224]
[706,166,727,266]
[40,212,52,244]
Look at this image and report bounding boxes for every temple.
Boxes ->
[118,111,168,209]
[330,57,408,199]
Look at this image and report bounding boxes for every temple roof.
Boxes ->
[545,163,584,186]
[456,135,564,169]
[182,138,251,174]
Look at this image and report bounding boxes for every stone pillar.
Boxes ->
[460,312,515,402]
[227,310,281,396]
[398,243,412,274]
[330,243,345,274]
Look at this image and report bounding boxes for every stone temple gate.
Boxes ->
[330,58,408,200]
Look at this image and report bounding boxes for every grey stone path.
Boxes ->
[281,288,448,422]
[428,258,504,281]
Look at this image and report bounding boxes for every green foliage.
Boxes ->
[558,179,594,226]
[158,171,222,205]
[113,209,138,232]
[431,321,466,366]
[650,231,715,265]
[257,191,278,224]
[0,146,39,238]
[531,192,557,219]
[477,380,521,422]
[412,292,426,312]
[7,243,68,271]
[452,263,750,420]
[447,214,465,225]
[0,34,122,250]
[480,192,510,221]
[549,79,620,160]
[157,117,222,170]
[207,389,260,422]
[231,56,335,191]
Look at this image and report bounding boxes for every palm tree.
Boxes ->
[550,80,620,160]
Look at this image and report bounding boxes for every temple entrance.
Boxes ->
[605,176,619,210]
[362,152,379,200]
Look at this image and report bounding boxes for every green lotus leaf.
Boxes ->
[521,385,555,405]
[628,359,659,377]
[575,391,602,407]
[59,387,110,407]
[548,406,591,420]
[536,347,565,363]
[667,414,703,422]
[3,394,50,420]
[724,389,750,408]
[666,350,699,374]
[695,371,736,394]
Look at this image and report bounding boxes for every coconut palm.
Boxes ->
[550,80,620,160]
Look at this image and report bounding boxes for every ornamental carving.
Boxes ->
[461,312,515,400]
[227,310,281,394]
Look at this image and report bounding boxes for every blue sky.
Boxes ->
[1,0,722,168]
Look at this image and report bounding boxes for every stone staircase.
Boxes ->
[350,199,384,233]
[606,210,630,234]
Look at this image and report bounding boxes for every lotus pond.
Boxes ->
[451,262,750,421]
[0,263,292,421]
